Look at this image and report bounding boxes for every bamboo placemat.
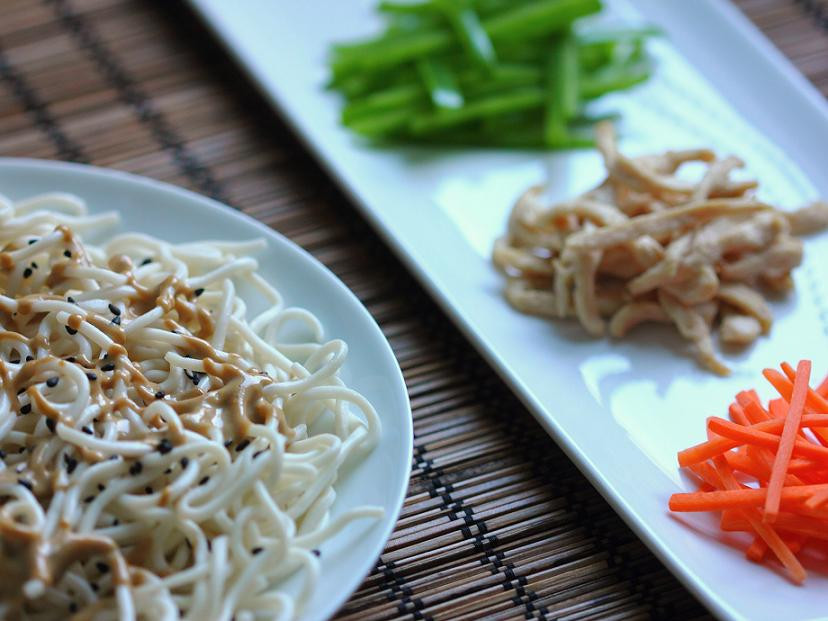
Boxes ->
[0,1,824,619]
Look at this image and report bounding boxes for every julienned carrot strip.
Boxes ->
[706,417,828,464]
[746,537,768,562]
[721,511,828,542]
[686,461,720,489]
[804,489,828,510]
[725,449,803,486]
[765,368,828,414]
[677,414,828,467]
[736,391,771,423]
[669,484,828,512]
[765,361,812,521]
[711,456,807,583]
[729,402,750,426]
[779,365,828,446]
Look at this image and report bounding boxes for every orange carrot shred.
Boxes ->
[765,361,812,522]
[670,360,824,584]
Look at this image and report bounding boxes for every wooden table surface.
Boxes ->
[0,1,825,619]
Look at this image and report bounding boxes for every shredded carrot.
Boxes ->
[669,360,828,584]
[711,455,807,583]
[765,361,811,521]
[706,417,828,464]
[746,537,768,562]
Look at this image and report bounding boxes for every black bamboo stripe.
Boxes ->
[45,0,229,204]
[373,556,431,620]
[414,443,545,620]
[794,0,828,31]
[0,43,88,163]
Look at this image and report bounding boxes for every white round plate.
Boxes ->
[0,158,413,621]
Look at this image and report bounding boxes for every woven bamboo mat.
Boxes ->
[0,1,824,619]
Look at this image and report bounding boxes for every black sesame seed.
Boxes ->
[64,454,78,474]
[64,250,72,258]
[20,404,31,415]
[101,363,115,372]
[252,449,267,459]
[22,268,32,278]
[83,495,94,503]
[155,391,165,399]
[108,303,120,315]
[66,356,76,363]
[157,438,173,454]
[93,418,99,423]
[198,476,209,486]
[46,418,56,433]
[112,519,119,526]
[67,297,76,304]
[17,479,32,491]
[109,455,118,461]
[17,446,25,453]
[66,326,77,336]
[96,562,109,574]
[28,239,36,245]
[81,426,93,435]
[145,486,152,494]
[86,373,97,381]
[30,262,37,269]
[129,461,143,476]
[224,440,233,448]
[251,547,263,555]
[69,603,78,613]
[25,355,33,362]
[164,468,172,475]
[111,316,121,326]
[236,439,250,452]
[312,549,321,557]
[194,288,205,297]
[180,457,189,469]
[98,483,105,491]
[140,258,152,266]
[10,359,20,365]
[0,450,6,459]
[46,377,58,387]
[90,582,99,592]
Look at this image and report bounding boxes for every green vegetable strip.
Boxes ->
[438,1,497,68]
[579,57,652,99]
[484,0,601,40]
[544,31,578,146]
[342,84,426,123]
[331,0,600,77]
[409,88,544,133]
[417,58,464,109]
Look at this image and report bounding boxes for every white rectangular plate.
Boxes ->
[188,1,828,619]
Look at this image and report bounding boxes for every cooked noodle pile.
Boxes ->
[0,193,382,620]
[494,122,828,374]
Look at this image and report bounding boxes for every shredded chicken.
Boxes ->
[493,122,828,374]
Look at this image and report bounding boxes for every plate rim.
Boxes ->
[0,156,414,621]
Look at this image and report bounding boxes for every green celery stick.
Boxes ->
[342,84,427,124]
[436,0,497,68]
[409,88,544,134]
[579,56,652,99]
[417,58,465,109]
[544,31,579,146]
